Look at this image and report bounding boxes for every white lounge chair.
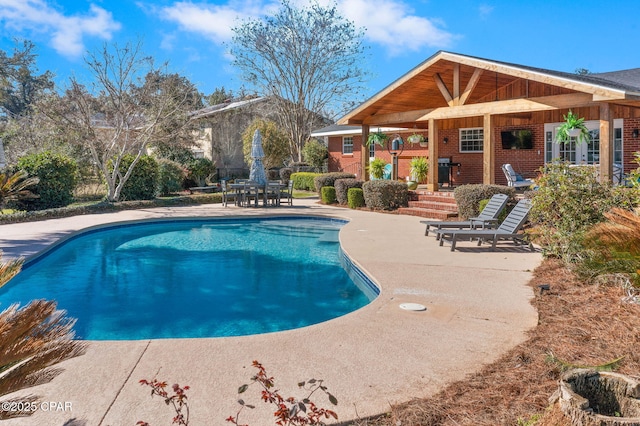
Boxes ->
[502,164,535,189]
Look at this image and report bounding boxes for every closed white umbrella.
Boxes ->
[249,129,266,185]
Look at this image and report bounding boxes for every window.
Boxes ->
[460,128,483,152]
[342,136,353,154]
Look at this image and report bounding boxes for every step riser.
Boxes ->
[397,208,458,219]
[408,201,458,212]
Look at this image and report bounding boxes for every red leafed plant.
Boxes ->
[226,360,338,426]
[137,378,190,426]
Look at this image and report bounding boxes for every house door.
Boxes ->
[544,120,623,165]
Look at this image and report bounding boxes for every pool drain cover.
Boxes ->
[399,303,426,311]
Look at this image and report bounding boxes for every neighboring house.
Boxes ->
[190,96,278,177]
[331,51,640,189]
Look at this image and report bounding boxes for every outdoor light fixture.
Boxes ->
[443,137,449,144]
[387,134,405,180]
[633,128,639,138]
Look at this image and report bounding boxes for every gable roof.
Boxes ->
[338,51,640,127]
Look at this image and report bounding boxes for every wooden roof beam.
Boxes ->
[434,73,453,106]
[459,69,483,105]
[362,108,434,126]
[417,92,595,121]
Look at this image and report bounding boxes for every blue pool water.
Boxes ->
[0,217,376,340]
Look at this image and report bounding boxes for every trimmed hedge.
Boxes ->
[347,188,365,209]
[453,184,516,220]
[362,180,409,210]
[15,151,78,211]
[335,178,363,205]
[119,154,159,201]
[313,172,356,193]
[291,172,321,191]
[321,186,337,204]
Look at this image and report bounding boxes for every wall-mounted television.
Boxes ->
[501,129,533,149]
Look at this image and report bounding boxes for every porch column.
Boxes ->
[427,118,439,191]
[361,124,370,181]
[599,103,614,183]
[482,113,495,184]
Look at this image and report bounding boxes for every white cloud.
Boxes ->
[335,0,455,55]
[155,1,273,44]
[479,4,494,19]
[155,0,455,55]
[0,0,121,58]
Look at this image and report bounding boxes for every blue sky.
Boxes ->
[1,0,639,102]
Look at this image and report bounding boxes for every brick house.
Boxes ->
[319,51,640,189]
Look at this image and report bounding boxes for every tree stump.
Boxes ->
[558,369,640,426]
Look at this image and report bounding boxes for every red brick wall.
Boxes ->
[326,121,639,184]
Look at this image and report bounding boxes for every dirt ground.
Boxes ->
[350,258,640,426]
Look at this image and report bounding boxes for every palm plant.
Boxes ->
[0,252,86,419]
[0,170,39,212]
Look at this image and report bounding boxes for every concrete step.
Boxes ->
[397,207,458,219]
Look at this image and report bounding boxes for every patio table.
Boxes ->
[228,182,285,207]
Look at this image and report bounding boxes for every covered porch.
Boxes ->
[337,51,640,190]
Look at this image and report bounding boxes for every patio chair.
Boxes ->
[435,198,533,251]
[220,180,238,207]
[265,180,282,206]
[502,164,535,189]
[280,180,294,206]
[421,193,509,239]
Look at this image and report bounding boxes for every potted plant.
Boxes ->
[366,130,388,147]
[409,156,429,183]
[555,110,591,144]
[407,133,428,147]
[369,158,387,179]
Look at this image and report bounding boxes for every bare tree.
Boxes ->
[41,41,199,201]
[231,0,369,161]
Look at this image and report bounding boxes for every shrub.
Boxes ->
[334,178,363,205]
[347,188,365,209]
[313,172,356,193]
[279,167,293,183]
[301,138,328,171]
[15,151,78,210]
[119,155,159,201]
[157,159,185,196]
[454,184,516,220]
[362,180,408,210]
[530,162,638,262]
[186,158,215,187]
[321,186,337,204]
[291,172,321,191]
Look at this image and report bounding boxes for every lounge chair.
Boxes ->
[435,198,533,251]
[502,164,535,189]
[421,193,509,239]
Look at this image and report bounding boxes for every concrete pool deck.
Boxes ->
[0,199,542,425]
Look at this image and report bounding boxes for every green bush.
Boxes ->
[15,151,78,210]
[314,172,356,193]
[347,188,365,209]
[186,157,215,187]
[362,180,409,210]
[453,184,516,220]
[291,172,321,191]
[302,138,328,171]
[321,186,337,204]
[119,155,159,201]
[334,178,363,205]
[157,159,185,196]
[530,162,638,262]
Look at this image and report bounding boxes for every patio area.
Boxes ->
[0,199,542,425]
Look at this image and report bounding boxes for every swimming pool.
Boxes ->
[0,217,377,340]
